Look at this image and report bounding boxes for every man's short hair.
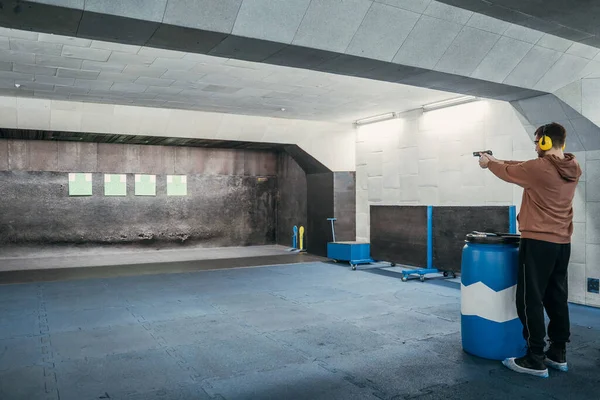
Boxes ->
[534,122,566,149]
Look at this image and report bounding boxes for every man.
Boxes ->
[478,122,582,378]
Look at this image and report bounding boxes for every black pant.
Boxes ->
[517,238,571,355]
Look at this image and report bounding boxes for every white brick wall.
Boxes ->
[356,102,599,308]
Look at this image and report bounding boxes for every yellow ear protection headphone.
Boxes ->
[538,124,566,151]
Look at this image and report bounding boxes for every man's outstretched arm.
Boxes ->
[487,159,535,188]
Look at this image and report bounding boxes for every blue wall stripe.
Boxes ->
[427,205,433,269]
[509,206,517,234]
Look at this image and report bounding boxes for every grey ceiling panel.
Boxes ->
[0,1,82,36]
[264,46,338,69]
[314,55,389,77]
[355,63,427,83]
[147,25,227,54]
[77,12,160,46]
[437,0,599,46]
[208,36,286,62]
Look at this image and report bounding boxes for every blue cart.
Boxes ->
[327,241,395,270]
[325,218,395,270]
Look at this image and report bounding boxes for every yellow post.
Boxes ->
[299,226,305,250]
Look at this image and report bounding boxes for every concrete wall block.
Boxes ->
[367,152,383,177]
[356,212,368,241]
[27,140,58,171]
[346,2,419,62]
[8,140,28,170]
[587,150,600,160]
[81,112,110,133]
[572,152,586,182]
[173,147,195,175]
[367,176,383,202]
[439,147,463,172]
[400,175,419,202]
[233,0,310,44]
[50,109,82,132]
[484,173,514,203]
[382,162,400,189]
[97,143,125,173]
[138,115,170,136]
[17,108,50,130]
[356,165,368,191]
[163,0,242,32]
[418,186,439,205]
[460,186,487,205]
[398,120,419,148]
[57,142,97,172]
[85,0,168,22]
[123,145,141,173]
[110,114,140,136]
[0,106,18,128]
[586,202,600,244]
[571,222,586,264]
[438,170,462,204]
[484,134,513,161]
[139,145,167,174]
[586,291,600,308]
[399,147,419,175]
[417,159,438,187]
[586,160,600,201]
[393,15,462,69]
[574,182,586,223]
[417,131,440,161]
[293,0,371,53]
[382,188,400,204]
[10,38,62,56]
[356,189,369,214]
[0,140,8,171]
[355,142,368,166]
[585,245,600,306]
[568,262,587,304]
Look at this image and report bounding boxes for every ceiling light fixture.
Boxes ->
[422,96,479,112]
[354,112,397,126]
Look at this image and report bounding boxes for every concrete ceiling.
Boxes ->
[438,0,600,47]
[0,1,552,121]
[0,27,463,123]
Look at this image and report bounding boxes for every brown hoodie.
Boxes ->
[488,153,582,244]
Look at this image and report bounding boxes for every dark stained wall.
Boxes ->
[306,173,334,257]
[0,139,277,247]
[276,152,307,248]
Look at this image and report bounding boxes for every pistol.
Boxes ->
[473,150,493,157]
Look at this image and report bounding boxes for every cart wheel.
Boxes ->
[390,262,396,267]
[332,259,338,263]
[452,272,457,279]
[351,265,356,270]
[443,271,449,277]
[420,275,425,282]
[401,276,408,282]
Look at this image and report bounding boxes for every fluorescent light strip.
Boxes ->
[422,96,479,112]
[354,112,396,126]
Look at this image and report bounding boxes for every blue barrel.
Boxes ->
[460,232,526,360]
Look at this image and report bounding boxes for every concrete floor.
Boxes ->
[0,262,599,400]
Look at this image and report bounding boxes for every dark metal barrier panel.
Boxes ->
[370,205,428,268]
[369,205,512,273]
[432,206,510,273]
[306,173,334,257]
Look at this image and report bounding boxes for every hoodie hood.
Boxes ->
[546,153,582,182]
